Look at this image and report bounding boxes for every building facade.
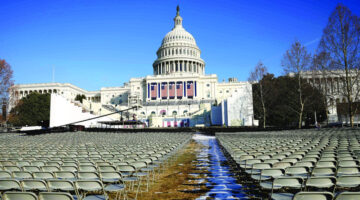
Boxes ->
[299,70,360,124]
[12,6,254,127]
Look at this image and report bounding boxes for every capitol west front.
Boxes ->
[12,7,254,127]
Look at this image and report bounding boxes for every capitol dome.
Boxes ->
[153,6,205,76]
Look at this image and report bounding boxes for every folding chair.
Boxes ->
[75,180,108,200]
[98,165,116,173]
[32,172,55,180]
[285,166,309,178]
[0,179,22,192]
[41,166,60,173]
[22,166,41,173]
[12,171,33,180]
[251,168,284,182]
[38,192,74,200]
[2,191,38,200]
[59,166,77,173]
[0,171,12,179]
[21,179,48,192]
[335,192,360,200]
[3,166,21,172]
[54,171,77,181]
[305,176,336,192]
[269,176,304,200]
[47,179,76,193]
[102,173,126,200]
[337,167,360,176]
[335,175,360,191]
[77,172,100,181]
[311,167,336,177]
[78,165,97,172]
[293,191,333,200]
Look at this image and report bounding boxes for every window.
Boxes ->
[187,84,191,89]
[161,85,165,89]
[151,86,155,90]
[226,90,229,93]
[169,85,172,89]
[137,87,140,90]
[235,90,237,92]
[206,84,210,87]
[176,85,180,89]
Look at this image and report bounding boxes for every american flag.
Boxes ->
[151,84,157,99]
[187,82,193,97]
[176,82,183,97]
[161,83,168,98]
[169,82,175,97]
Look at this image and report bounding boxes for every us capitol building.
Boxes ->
[12,6,254,127]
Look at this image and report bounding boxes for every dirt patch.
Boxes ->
[124,139,210,200]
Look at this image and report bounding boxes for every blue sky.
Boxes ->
[1,0,359,91]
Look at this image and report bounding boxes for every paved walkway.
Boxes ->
[192,134,250,200]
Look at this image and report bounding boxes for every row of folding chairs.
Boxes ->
[0,179,123,200]
[2,192,74,200]
[290,191,359,200]
[216,129,360,199]
[0,131,193,199]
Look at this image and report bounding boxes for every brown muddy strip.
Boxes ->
[125,139,210,200]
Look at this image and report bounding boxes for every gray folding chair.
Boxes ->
[38,192,74,200]
[75,180,107,200]
[21,179,48,192]
[335,192,360,200]
[2,191,38,200]
[293,191,333,200]
[0,179,22,192]
[270,176,304,200]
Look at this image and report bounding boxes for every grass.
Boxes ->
[123,139,210,200]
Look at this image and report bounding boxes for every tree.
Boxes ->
[249,61,269,128]
[282,41,312,128]
[0,59,14,122]
[318,4,360,127]
[252,74,326,127]
[75,94,86,103]
[311,51,334,125]
[8,93,50,127]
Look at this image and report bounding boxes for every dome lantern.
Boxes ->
[174,5,183,28]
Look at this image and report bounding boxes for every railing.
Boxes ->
[143,99,215,106]
[102,105,120,112]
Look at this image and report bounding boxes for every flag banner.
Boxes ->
[161,82,168,99]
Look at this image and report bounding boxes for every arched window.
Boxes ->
[172,111,177,116]
[151,111,156,115]
[160,110,166,116]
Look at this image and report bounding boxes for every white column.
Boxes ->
[166,82,169,99]
[175,82,177,98]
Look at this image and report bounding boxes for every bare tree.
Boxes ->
[248,61,268,128]
[0,59,14,122]
[318,4,360,127]
[282,41,312,128]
